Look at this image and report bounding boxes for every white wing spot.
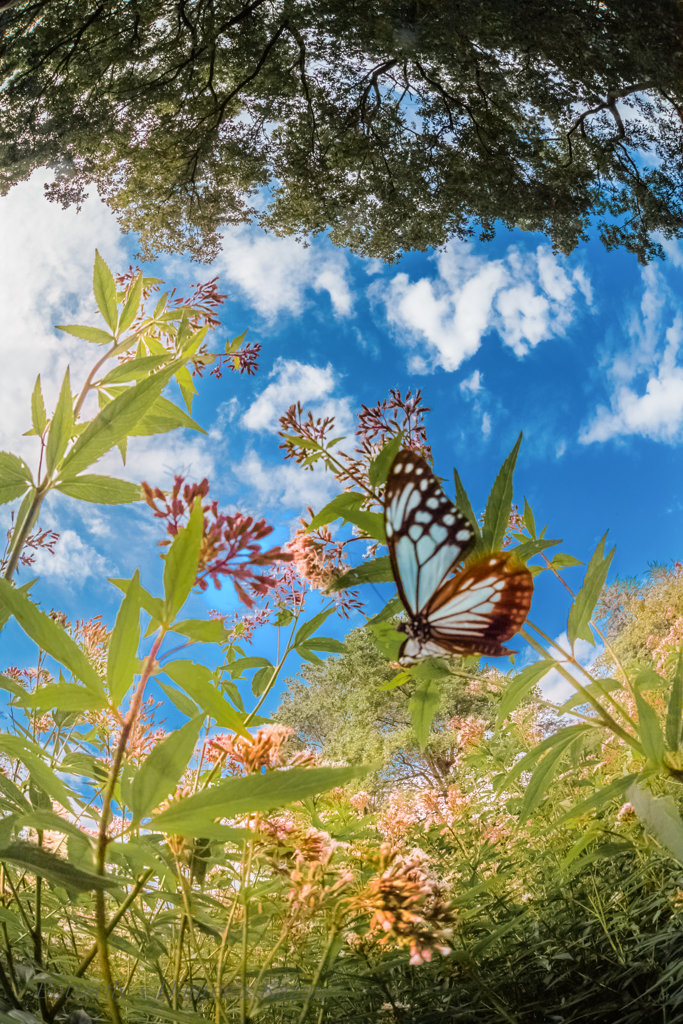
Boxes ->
[427,498,439,509]
[456,528,470,540]
[489,558,497,566]
[386,522,393,537]
[431,523,448,544]
[403,463,410,473]
[420,479,429,491]
[415,510,431,524]
[409,524,422,541]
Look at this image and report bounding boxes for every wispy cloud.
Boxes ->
[371,242,592,373]
[31,529,114,584]
[234,450,339,513]
[580,265,683,444]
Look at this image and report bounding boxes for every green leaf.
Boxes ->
[152,765,368,835]
[503,724,593,789]
[11,682,107,713]
[108,577,164,622]
[301,636,346,653]
[666,655,683,752]
[17,809,93,846]
[155,678,199,719]
[553,774,641,827]
[31,375,47,435]
[379,671,411,691]
[170,618,230,643]
[93,250,119,331]
[634,689,666,766]
[306,492,365,532]
[368,433,404,487]
[0,578,35,632]
[327,556,394,592]
[551,553,585,569]
[567,533,615,647]
[523,498,536,539]
[634,667,668,691]
[341,508,386,542]
[627,782,683,863]
[0,674,26,699]
[0,841,117,891]
[130,716,203,823]
[0,451,32,505]
[45,367,74,475]
[161,661,247,736]
[519,730,587,821]
[481,433,522,553]
[496,659,558,729]
[163,499,203,619]
[367,595,403,625]
[0,736,75,810]
[0,579,104,695]
[128,396,206,436]
[107,570,141,704]
[510,538,561,564]
[251,665,274,693]
[294,606,335,646]
[60,752,108,785]
[453,468,481,541]
[55,474,142,504]
[410,678,440,750]
[368,620,404,661]
[60,359,182,478]
[118,271,144,333]
[100,355,169,386]
[56,323,115,345]
[295,645,325,666]
[225,656,272,678]
[558,678,623,714]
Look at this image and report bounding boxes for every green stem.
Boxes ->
[297,927,339,1024]
[3,486,45,581]
[94,627,167,1024]
[243,605,307,727]
[519,628,643,754]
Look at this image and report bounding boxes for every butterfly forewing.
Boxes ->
[384,449,475,615]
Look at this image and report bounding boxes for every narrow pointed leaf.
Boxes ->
[294,606,335,646]
[152,765,368,834]
[128,396,206,436]
[60,360,182,477]
[31,375,47,435]
[503,724,592,789]
[567,533,615,647]
[55,475,142,504]
[45,367,73,474]
[93,250,118,331]
[523,498,536,539]
[0,736,74,810]
[519,730,586,821]
[306,493,365,532]
[368,432,404,487]
[0,842,117,891]
[0,452,32,505]
[634,689,666,766]
[0,579,104,695]
[130,715,204,822]
[496,659,557,729]
[162,661,248,736]
[118,271,144,333]
[453,467,481,540]
[327,556,393,591]
[56,324,114,345]
[481,433,522,552]
[666,655,683,751]
[11,682,107,713]
[163,499,203,619]
[108,571,141,704]
[410,678,440,750]
[100,356,168,386]
[155,679,200,719]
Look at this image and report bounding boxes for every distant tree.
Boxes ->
[2,0,683,263]
[274,625,494,790]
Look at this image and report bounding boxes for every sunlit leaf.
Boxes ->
[368,432,404,487]
[0,451,32,505]
[481,433,522,553]
[55,474,142,504]
[45,367,73,475]
[567,533,615,647]
[163,499,203,619]
[327,556,393,591]
[107,570,141,704]
[496,659,557,729]
[93,249,118,331]
[410,678,440,750]
[130,716,204,822]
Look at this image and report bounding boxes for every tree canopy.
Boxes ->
[2,0,683,262]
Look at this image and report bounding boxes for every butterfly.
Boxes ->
[383,448,533,664]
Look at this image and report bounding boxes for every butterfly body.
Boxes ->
[384,449,533,665]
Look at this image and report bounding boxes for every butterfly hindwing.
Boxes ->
[383,449,533,664]
[384,449,475,616]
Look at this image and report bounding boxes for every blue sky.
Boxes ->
[1,172,683,714]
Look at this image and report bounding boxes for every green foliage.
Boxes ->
[3,2,683,264]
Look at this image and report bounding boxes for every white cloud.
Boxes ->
[234,450,338,512]
[373,242,591,373]
[460,370,482,396]
[0,173,126,462]
[481,412,492,439]
[31,529,112,584]
[555,440,567,459]
[215,226,354,320]
[580,266,683,444]
[241,358,353,434]
[540,633,603,704]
